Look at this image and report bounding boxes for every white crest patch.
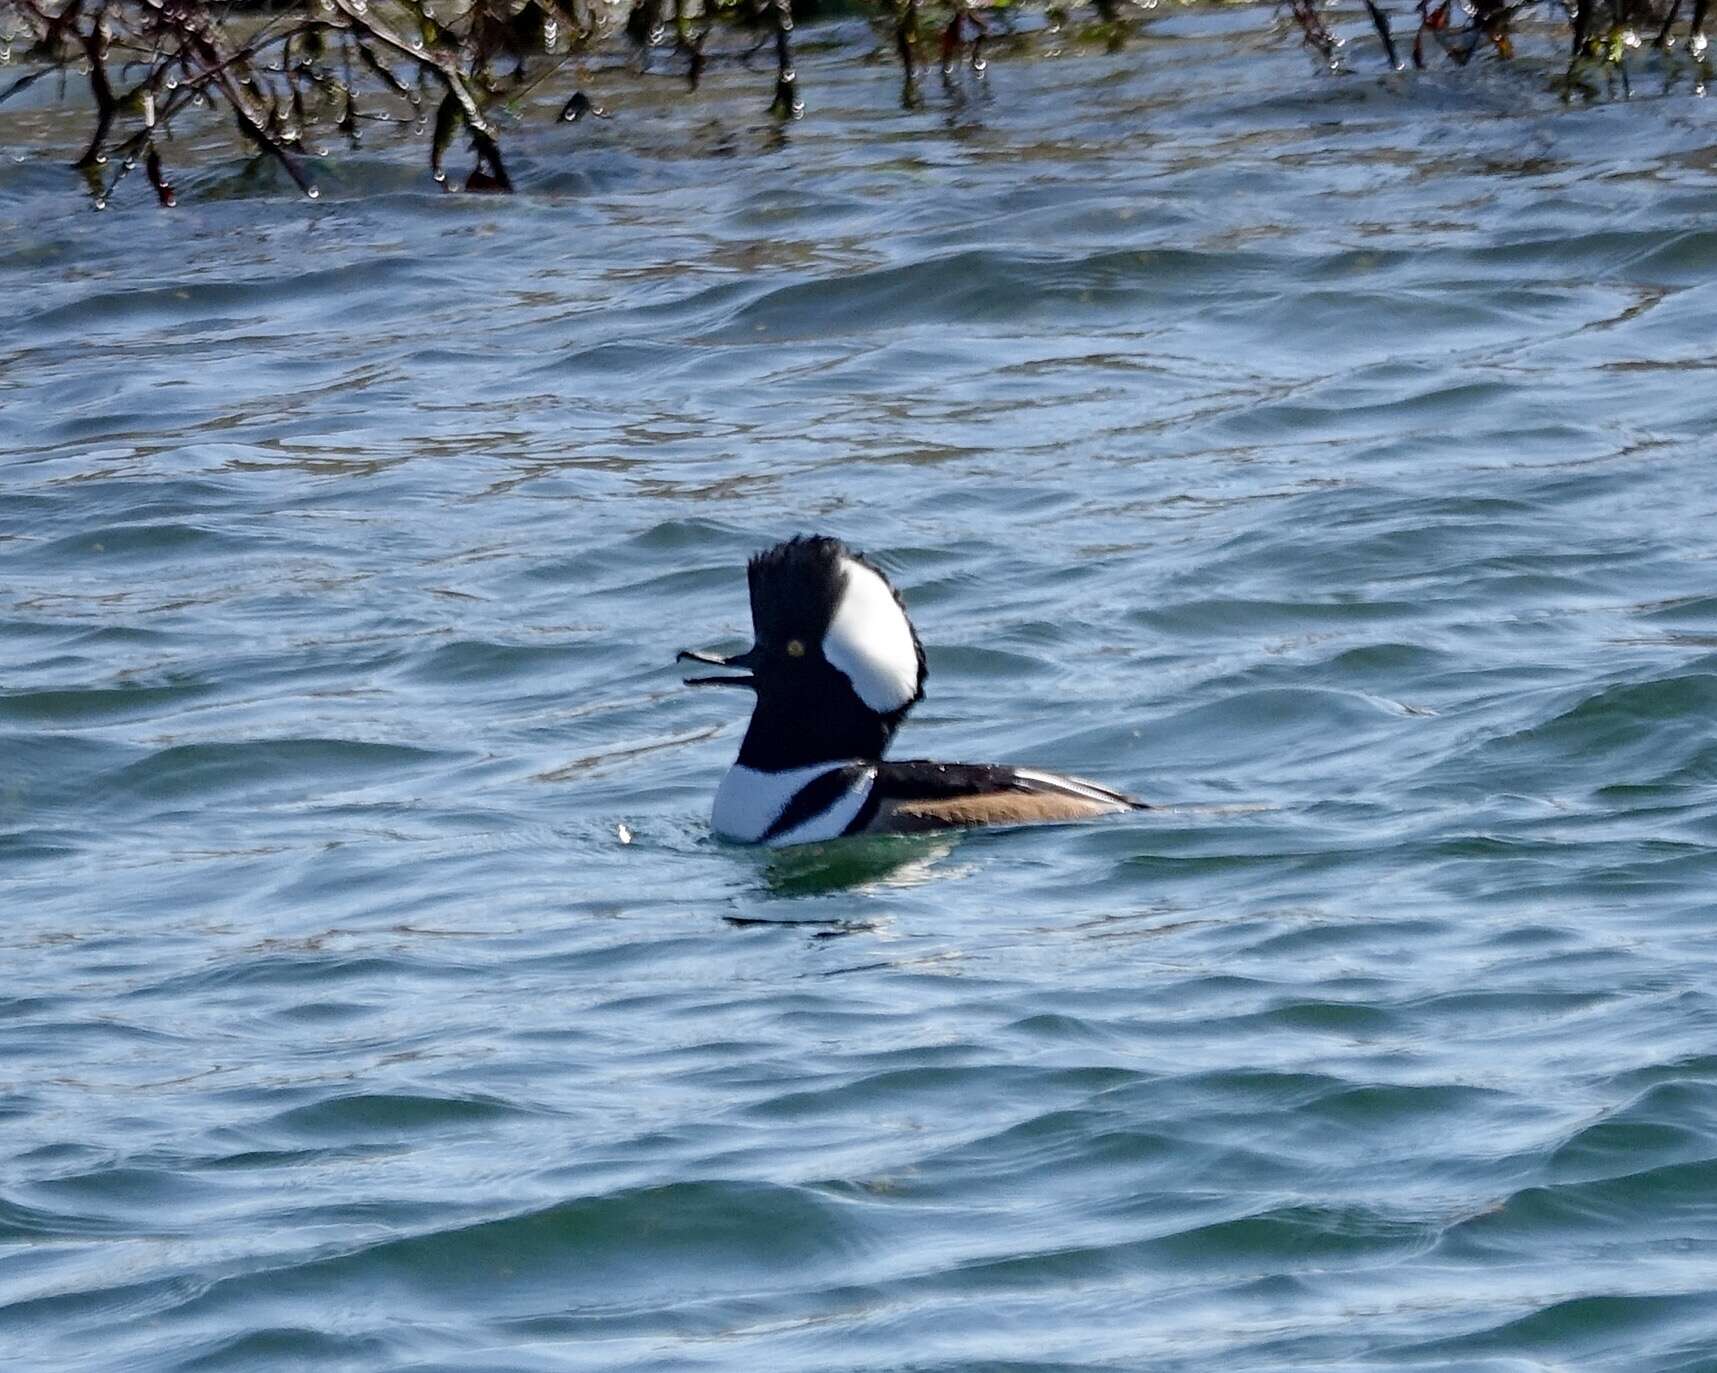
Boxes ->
[823,558,920,714]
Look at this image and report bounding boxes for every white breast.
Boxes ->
[712,761,876,845]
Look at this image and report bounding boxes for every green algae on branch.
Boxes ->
[0,0,1709,206]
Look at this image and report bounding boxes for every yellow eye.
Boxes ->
[786,639,806,658]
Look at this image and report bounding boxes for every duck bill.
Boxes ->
[676,646,758,689]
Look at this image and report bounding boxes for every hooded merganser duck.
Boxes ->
[678,535,1146,846]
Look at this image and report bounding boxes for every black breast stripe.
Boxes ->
[844,785,884,836]
[759,765,868,843]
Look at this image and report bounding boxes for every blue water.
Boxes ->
[5,11,1717,1369]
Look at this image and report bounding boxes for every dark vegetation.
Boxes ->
[0,0,1708,205]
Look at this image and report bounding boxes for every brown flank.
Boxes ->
[871,792,1128,834]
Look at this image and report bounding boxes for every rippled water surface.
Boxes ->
[5,12,1717,1369]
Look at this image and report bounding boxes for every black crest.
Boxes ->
[745,535,851,652]
[741,535,926,768]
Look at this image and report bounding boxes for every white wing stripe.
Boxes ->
[1009,768,1132,806]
